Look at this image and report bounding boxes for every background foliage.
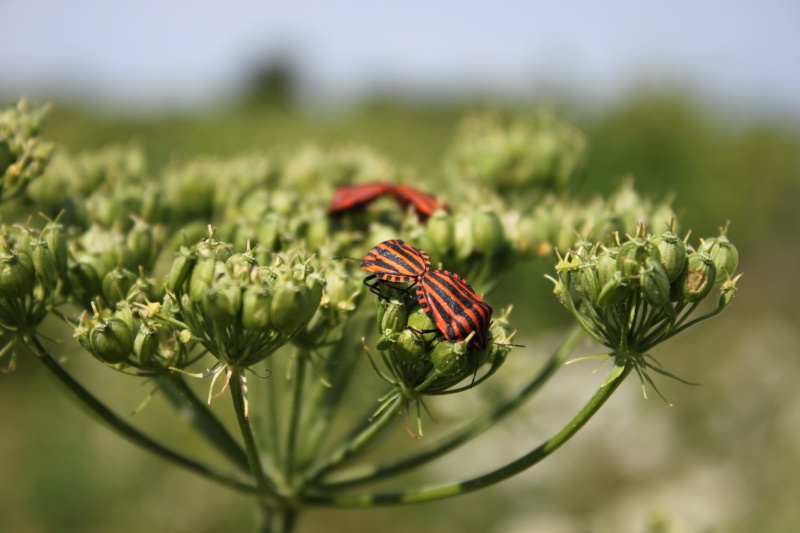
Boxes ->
[1,81,799,532]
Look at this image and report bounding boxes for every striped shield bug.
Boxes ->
[328,182,394,215]
[360,239,431,296]
[415,269,493,350]
[391,184,450,219]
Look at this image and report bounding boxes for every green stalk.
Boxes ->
[315,326,584,489]
[228,367,284,506]
[284,349,308,488]
[305,356,632,506]
[162,374,250,473]
[27,334,256,494]
[303,393,404,484]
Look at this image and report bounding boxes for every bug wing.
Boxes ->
[329,182,393,214]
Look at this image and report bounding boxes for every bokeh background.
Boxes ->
[1,2,799,532]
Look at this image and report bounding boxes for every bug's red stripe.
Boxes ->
[417,270,492,349]
[360,240,431,282]
[391,184,449,218]
[329,182,394,213]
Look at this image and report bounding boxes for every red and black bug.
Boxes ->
[391,184,450,219]
[328,182,394,215]
[416,269,493,350]
[360,239,431,296]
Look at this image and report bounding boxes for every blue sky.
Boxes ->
[1,1,799,117]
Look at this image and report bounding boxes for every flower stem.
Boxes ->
[27,334,256,494]
[303,393,405,484]
[284,349,308,488]
[228,367,284,506]
[305,355,632,507]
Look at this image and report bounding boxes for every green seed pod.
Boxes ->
[42,222,69,277]
[89,317,134,364]
[375,331,399,352]
[378,298,409,334]
[166,248,196,293]
[650,232,687,282]
[202,276,242,326]
[393,328,428,365]
[0,249,35,299]
[114,303,135,331]
[471,208,506,256]
[407,305,439,343]
[269,283,311,336]
[700,236,738,283]
[30,239,57,289]
[188,257,217,302]
[73,325,93,354]
[453,214,475,260]
[304,272,325,319]
[69,256,103,308]
[677,252,717,302]
[426,210,454,255]
[429,339,468,377]
[226,252,257,282]
[596,247,619,287]
[597,272,628,307]
[576,264,601,304]
[134,324,159,366]
[241,285,272,330]
[641,257,671,308]
[102,267,137,305]
[126,220,155,268]
[617,238,660,280]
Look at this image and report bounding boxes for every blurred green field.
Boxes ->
[1,88,799,533]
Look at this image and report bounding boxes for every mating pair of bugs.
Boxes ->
[360,239,492,351]
[329,182,449,219]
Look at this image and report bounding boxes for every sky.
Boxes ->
[1,0,799,117]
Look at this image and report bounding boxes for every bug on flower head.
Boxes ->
[391,184,449,219]
[416,269,493,350]
[328,182,394,215]
[360,239,431,296]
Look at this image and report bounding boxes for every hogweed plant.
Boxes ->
[0,101,740,532]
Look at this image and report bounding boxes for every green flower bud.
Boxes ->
[641,257,671,308]
[102,267,137,305]
[650,232,687,282]
[89,317,134,364]
[30,239,57,289]
[378,298,409,334]
[134,324,159,366]
[188,257,217,302]
[269,283,311,336]
[425,210,454,255]
[202,276,242,326]
[429,339,468,377]
[166,248,196,293]
[597,272,628,307]
[471,208,505,256]
[42,222,69,277]
[393,328,428,365]
[677,252,716,302]
[617,238,660,280]
[241,285,272,330]
[0,249,34,299]
[700,236,738,283]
